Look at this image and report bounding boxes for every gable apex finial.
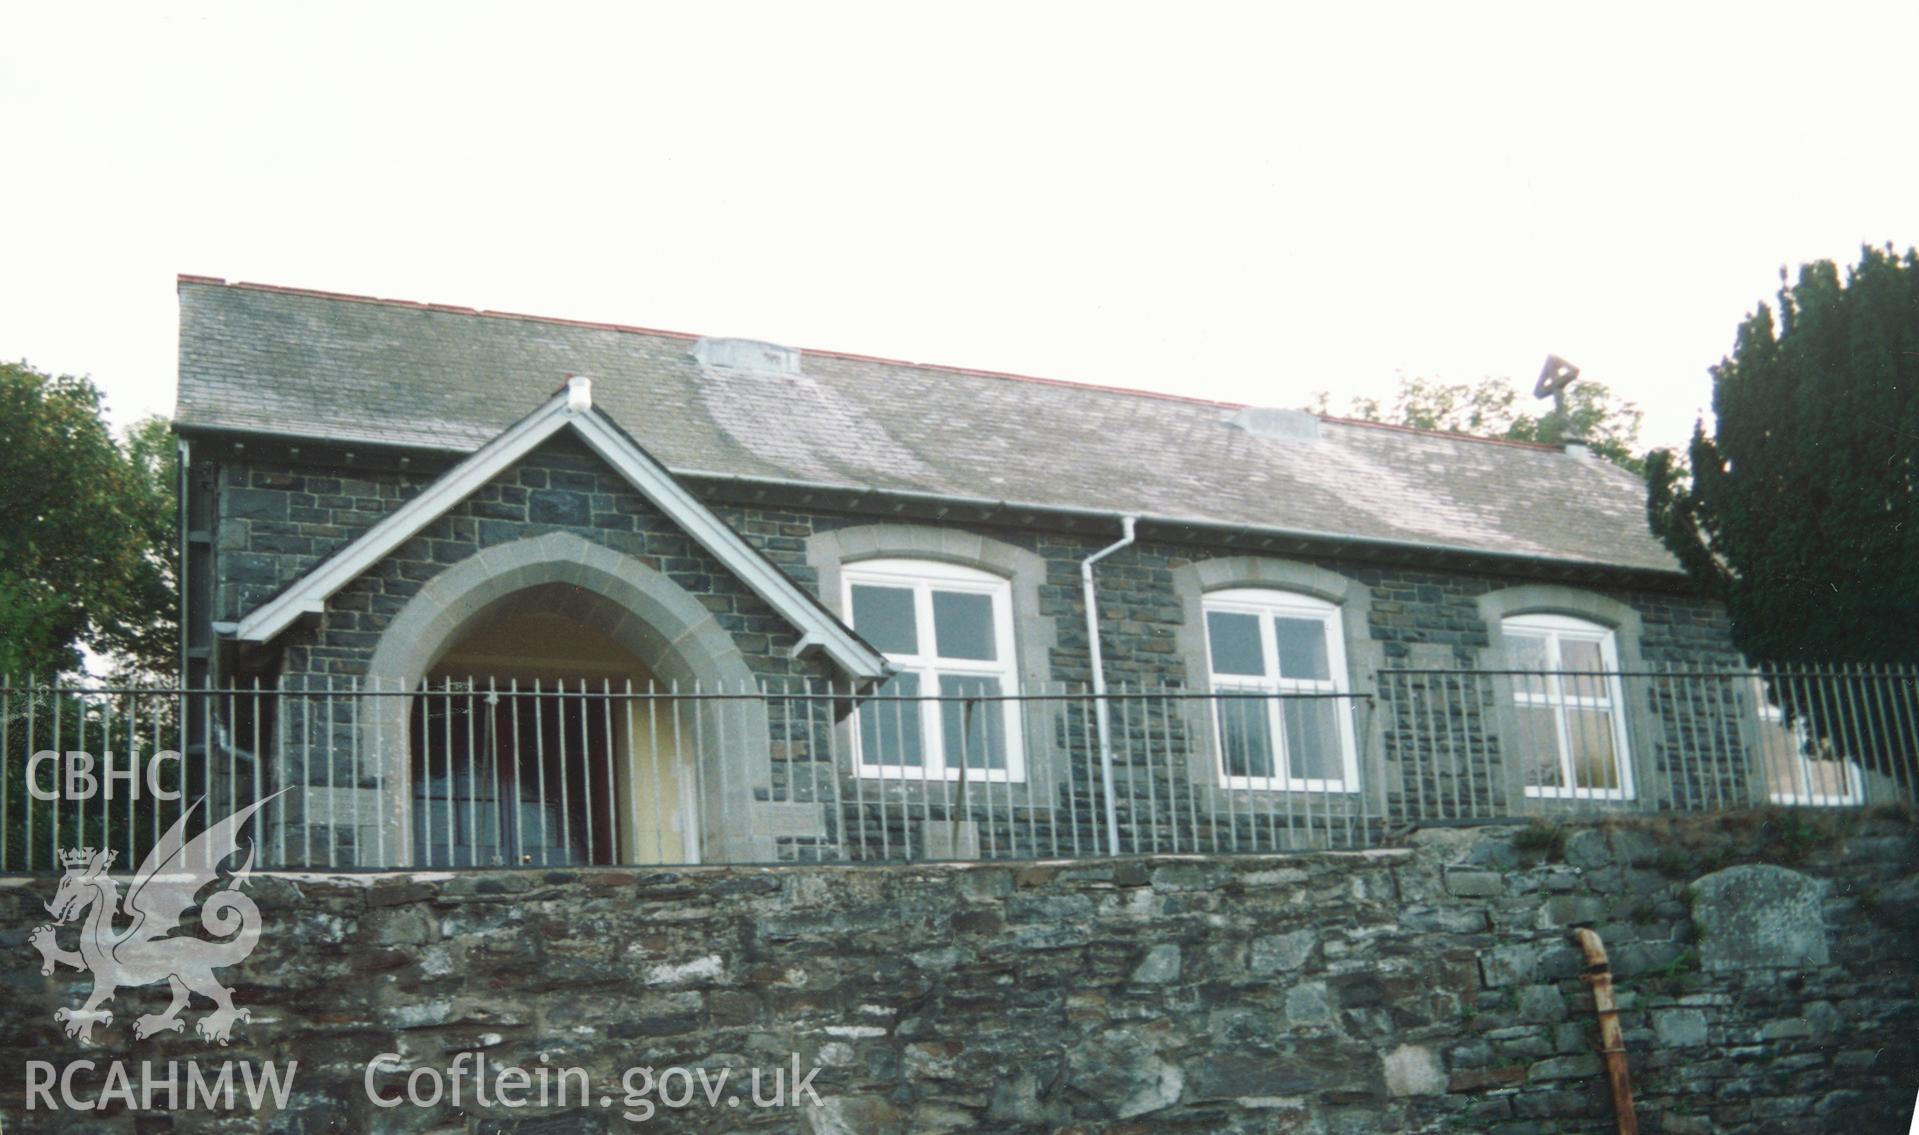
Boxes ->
[565,374,592,413]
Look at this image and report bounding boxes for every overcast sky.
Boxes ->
[2,3,1912,453]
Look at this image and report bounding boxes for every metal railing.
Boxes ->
[3,666,1914,872]
[1373,665,1918,822]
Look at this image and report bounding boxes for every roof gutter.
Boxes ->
[1082,515,1138,856]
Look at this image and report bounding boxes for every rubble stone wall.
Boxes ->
[4,810,1914,1133]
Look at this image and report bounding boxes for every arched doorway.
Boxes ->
[410,592,692,867]
[358,531,770,868]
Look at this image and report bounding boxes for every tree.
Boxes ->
[0,362,177,680]
[104,415,181,680]
[1308,374,1647,472]
[1646,244,1919,668]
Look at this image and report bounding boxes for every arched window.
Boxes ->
[1502,613,1634,799]
[843,558,1024,781]
[1201,588,1359,792]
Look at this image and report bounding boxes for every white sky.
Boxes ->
[2,2,1913,453]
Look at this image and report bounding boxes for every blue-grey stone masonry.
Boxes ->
[205,443,1735,692]
[4,810,1911,1131]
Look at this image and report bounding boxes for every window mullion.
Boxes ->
[1547,700,1575,793]
[924,680,947,780]
[1542,632,1565,708]
[1257,614,1286,784]
[908,583,940,775]
[1540,632,1572,790]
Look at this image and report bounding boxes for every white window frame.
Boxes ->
[1754,676,1863,806]
[1201,588,1360,793]
[1504,613,1635,801]
[843,558,1025,782]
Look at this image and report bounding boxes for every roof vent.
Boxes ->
[1229,406,1320,441]
[693,337,802,377]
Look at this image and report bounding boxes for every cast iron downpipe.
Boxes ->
[1081,515,1137,856]
[1572,926,1639,1135]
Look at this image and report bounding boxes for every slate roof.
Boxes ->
[175,278,1683,578]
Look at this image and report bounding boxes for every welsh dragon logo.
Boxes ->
[29,794,278,1045]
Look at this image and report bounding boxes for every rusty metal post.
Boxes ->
[1572,927,1639,1135]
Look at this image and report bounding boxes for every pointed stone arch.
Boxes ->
[356,531,788,864]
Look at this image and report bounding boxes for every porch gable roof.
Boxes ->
[230,378,892,680]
